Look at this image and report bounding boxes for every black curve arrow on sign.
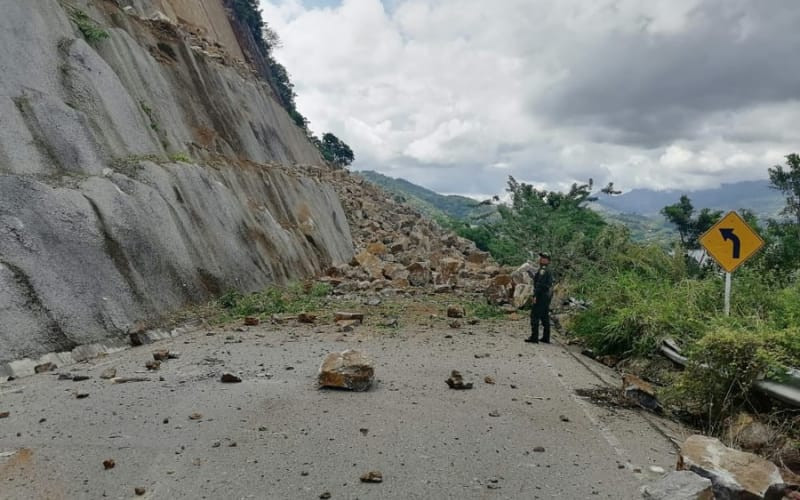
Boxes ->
[720,228,741,259]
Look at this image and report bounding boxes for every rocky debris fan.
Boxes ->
[318,350,375,392]
[678,435,785,499]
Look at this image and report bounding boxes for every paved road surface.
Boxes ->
[0,316,684,499]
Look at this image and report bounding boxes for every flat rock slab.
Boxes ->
[641,471,713,500]
[678,434,784,499]
[319,350,374,392]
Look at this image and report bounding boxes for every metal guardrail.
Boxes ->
[659,339,800,408]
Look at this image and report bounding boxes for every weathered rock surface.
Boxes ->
[678,435,784,499]
[0,0,354,367]
[640,471,713,500]
[318,350,374,392]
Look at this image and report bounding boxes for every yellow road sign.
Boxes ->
[699,211,764,273]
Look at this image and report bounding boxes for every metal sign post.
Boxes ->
[699,211,764,316]
[724,272,732,316]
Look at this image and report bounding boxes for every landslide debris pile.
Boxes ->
[300,166,529,298]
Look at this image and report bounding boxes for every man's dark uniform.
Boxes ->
[527,261,553,343]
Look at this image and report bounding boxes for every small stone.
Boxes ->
[71,375,90,382]
[298,313,317,324]
[152,350,170,361]
[649,466,665,474]
[212,441,221,448]
[334,312,364,323]
[533,446,545,453]
[103,459,116,470]
[301,471,309,476]
[360,428,369,436]
[484,376,495,385]
[220,373,242,383]
[134,487,146,496]
[488,410,501,417]
[145,360,161,371]
[75,393,89,399]
[189,413,203,420]
[100,368,117,379]
[449,320,462,329]
[244,316,260,326]
[319,492,332,499]
[0,411,9,418]
[559,415,570,422]
[445,370,473,390]
[622,374,661,412]
[446,305,465,318]
[34,362,57,374]
[360,471,383,483]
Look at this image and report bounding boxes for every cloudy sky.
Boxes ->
[260,0,800,198]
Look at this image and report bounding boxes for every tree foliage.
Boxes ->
[768,153,800,224]
[318,133,355,167]
[660,195,722,249]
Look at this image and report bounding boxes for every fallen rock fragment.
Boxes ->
[449,320,462,329]
[75,392,89,399]
[71,375,90,382]
[319,493,332,499]
[622,374,661,412]
[726,413,776,454]
[678,435,784,499]
[640,471,713,500]
[533,446,545,453]
[334,312,364,324]
[488,410,501,417]
[134,487,146,496]
[129,332,151,346]
[298,313,317,324]
[189,413,203,420]
[34,362,56,374]
[145,360,161,371]
[447,305,465,318]
[103,459,115,470]
[152,350,170,361]
[100,368,117,380]
[360,471,383,483]
[220,373,242,383]
[484,376,495,385]
[445,370,473,390]
[319,350,374,391]
[113,377,149,384]
[244,316,260,326]
[0,411,9,418]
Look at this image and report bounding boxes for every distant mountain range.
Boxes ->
[357,170,498,222]
[357,170,784,243]
[592,180,783,218]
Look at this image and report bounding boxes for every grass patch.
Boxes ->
[215,282,332,323]
[169,152,191,163]
[70,10,109,44]
[465,300,505,320]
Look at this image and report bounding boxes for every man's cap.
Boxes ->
[539,252,551,259]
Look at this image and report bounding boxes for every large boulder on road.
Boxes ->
[678,435,784,499]
[319,350,374,392]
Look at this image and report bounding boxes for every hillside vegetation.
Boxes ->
[452,156,800,432]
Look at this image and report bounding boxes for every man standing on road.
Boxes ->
[525,252,553,344]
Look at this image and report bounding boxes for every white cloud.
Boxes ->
[260,0,800,195]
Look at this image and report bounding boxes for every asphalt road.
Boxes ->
[0,314,684,499]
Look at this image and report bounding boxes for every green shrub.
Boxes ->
[216,282,331,321]
[70,10,109,44]
[169,152,191,163]
[465,300,505,320]
[667,327,800,429]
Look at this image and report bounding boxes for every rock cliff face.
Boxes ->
[0,0,354,367]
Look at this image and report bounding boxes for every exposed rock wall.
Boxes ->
[0,0,354,366]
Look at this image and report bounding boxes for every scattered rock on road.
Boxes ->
[640,470,713,500]
[34,362,56,374]
[103,459,115,470]
[445,370,473,390]
[533,446,545,453]
[449,320,462,329]
[153,350,170,361]
[319,350,374,391]
[447,305,465,318]
[145,360,161,371]
[678,435,784,499]
[319,492,332,499]
[0,411,9,418]
[360,471,383,483]
[298,313,317,324]
[622,374,661,412]
[100,368,117,379]
[221,373,242,383]
[484,376,495,385]
[244,316,260,326]
[134,487,146,496]
[189,413,203,420]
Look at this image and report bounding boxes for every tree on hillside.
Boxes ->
[768,153,800,225]
[320,133,354,167]
[660,195,722,249]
